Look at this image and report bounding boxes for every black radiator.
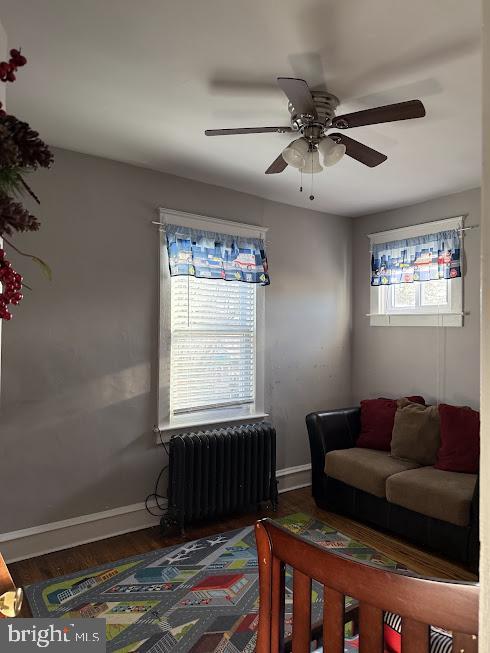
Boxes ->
[164,422,278,532]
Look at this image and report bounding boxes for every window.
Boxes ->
[158,208,267,435]
[369,216,464,327]
[170,276,256,416]
[387,279,450,314]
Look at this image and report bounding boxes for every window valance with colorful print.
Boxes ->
[371,228,461,286]
[165,223,270,285]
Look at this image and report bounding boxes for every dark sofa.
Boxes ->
[306,407,479,572]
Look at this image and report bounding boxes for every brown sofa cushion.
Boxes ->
[386,467,477,527]
[324,448,421,498]
[390,400,440,465]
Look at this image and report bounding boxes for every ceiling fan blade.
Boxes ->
[330,133,387,167]
[205,126,293,136]
[332,100,426,129]
[277,77,317,118]
[265,153,288,174]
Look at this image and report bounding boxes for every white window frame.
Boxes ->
[157,208,268,439]
[369,216,464,327]
[385,279,452,315]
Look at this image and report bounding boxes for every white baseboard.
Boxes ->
[0,502,162,564]
[0,464,311,564]
[277,463,312,494]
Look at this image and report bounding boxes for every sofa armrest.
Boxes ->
[305,407,361,501]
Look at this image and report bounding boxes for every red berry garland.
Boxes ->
[0,48,27,85]
[0,247,23,320]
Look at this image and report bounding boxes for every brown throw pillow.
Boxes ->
[356,396,425,451]
[390,399,440,465]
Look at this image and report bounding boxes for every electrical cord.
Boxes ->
[145,429,171,517]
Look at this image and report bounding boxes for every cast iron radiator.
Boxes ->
[164,422,278,532]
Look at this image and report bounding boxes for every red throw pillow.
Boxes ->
[356,396,425,451]
[435,404,480,473]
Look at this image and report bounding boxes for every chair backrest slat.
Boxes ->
[255,519,479,653]
[323,586,345,653]
[359,601,383,652]
[271,557,285,653]
[292,569,312,653]
[401,617,429,652]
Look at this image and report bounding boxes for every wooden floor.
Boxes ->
[9,486,477,617]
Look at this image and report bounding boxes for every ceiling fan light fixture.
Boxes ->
[300,150,323,174]
[319,137,346,167]
[281,137,309,169]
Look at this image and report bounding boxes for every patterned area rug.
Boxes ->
[26,513,407,652]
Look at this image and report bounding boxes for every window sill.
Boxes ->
[369,313,464,327]
[156,412,270,443]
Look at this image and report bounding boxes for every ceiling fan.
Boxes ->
[205,77,426,182]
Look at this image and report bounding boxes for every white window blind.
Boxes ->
[170,276,256,415]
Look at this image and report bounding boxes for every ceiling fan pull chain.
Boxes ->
[309,165,314,201]
[299,169,303,193]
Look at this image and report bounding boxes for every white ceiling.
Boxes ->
[0,0,482,216]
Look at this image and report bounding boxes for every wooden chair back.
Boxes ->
[255,519,479,653]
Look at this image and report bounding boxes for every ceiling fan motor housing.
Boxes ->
[288,90,339,136]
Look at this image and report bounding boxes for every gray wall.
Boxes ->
[0,147,352,532]
[352,187,481,409]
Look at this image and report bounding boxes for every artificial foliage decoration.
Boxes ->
[0,124,20,167]
[0,47,54,320]
[0,192,39,235]
[2,115,54,169]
